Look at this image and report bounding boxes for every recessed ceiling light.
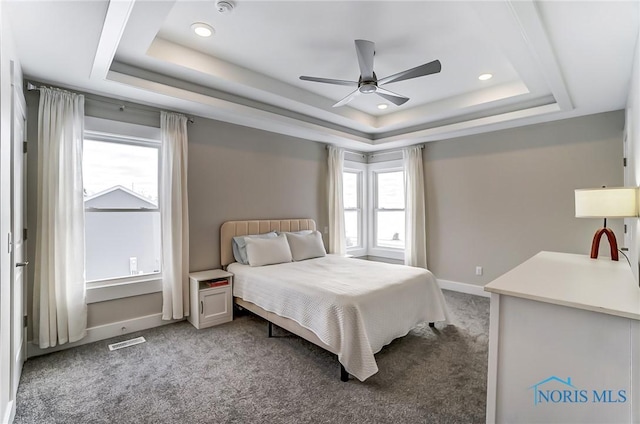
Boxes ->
[191,22,214,38]
[377,104,388,110]
[478,73,493,81]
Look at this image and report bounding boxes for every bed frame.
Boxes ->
[220,219,350,381]
[220,218,434,382]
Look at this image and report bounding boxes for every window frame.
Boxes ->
[367,160,405,261]
[343,161,367,257]
[343,159,406,261]
[83,135,161,216]
[83,117,163,303]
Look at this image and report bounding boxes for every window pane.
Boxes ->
[83,140,158,203]
[376,211,405,249]
[343,172,359,209]
[85,211,161,281]
[83,139,161,281]
[377,171,404,209]
[345,210,359,248]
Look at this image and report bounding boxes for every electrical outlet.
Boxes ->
[475,266,483,276]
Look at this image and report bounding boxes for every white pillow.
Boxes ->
[245,234,293,267]
[276,230,313,236]
[285,231,327,261]
[232,232,277,264]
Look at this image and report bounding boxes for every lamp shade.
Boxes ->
[575,187,638,218]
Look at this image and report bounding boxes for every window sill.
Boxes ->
[365,255,404,265]
[367,247,405,261]
[346,247,367,257]
[86,275,162,304]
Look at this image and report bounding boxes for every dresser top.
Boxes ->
[484,251,640,320]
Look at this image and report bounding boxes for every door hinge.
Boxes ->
[23,141,27,154]
[23,228,27,241]
[624,224,628,234]
[23,316,27,328]
[623,157,627,167]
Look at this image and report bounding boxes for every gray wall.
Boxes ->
[187,118,327,272]
[424,111,624,286]
[25,89,327,333]
[24,83,624,335]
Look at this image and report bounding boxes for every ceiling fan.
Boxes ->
[300,39,441,108]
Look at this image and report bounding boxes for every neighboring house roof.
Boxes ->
[84,185,157,209]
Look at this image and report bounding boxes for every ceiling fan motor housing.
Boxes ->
[358,73,377,94]
[359,83,377,94]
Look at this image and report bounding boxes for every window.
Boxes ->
[343,164,365,254]
[373,169,405,250]
[83,128,161,283]
[344,159,405,260]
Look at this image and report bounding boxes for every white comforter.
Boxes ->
[228,255,450,381]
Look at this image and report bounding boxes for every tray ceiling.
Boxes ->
[5,0,639,151]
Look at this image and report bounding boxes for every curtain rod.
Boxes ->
[369,145,424,158]
[27,81,195,124]
[326,144,424,157]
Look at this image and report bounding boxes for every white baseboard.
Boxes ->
[27,313,183,358]
[437,279,490,298]
[3,399,15,424]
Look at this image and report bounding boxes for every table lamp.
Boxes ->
[575,187,638,261]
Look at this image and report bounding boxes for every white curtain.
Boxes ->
[33,87,87,348]
[403,146,428,268]
[160,111,190,320]
[327,146,346,255]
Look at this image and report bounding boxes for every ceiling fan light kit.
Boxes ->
[300,39,441,108]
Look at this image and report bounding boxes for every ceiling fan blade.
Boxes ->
[375,87,410,106]
[299,76,358,87]
[378,60,442,86]
[355,39,375,80]
[332,88,361,108]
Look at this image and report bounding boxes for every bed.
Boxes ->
[221,219,449,382]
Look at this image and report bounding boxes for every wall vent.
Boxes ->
[108,336,146,351]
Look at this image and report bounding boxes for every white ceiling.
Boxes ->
[5,0,639,152]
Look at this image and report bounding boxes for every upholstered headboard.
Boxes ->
[220,219,316,267]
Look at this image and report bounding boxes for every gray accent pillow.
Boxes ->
[232,231,277,264]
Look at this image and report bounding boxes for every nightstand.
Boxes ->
[188,269,233,329]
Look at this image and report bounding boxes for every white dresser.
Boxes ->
[484,251,640,423]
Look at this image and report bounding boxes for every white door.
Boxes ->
[9,66,26,402]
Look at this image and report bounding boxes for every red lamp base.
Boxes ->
[590,227,619,261]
